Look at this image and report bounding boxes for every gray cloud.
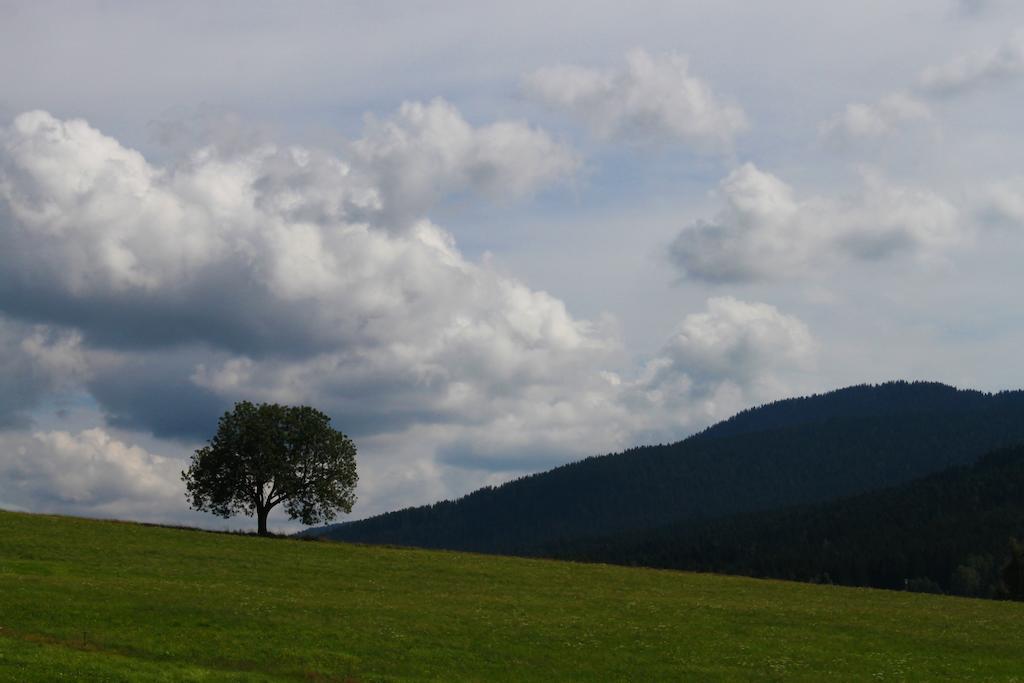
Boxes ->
[85,351,229,441]
[0,317,86,428]
[957,0,995,17]
[438,442,577,473]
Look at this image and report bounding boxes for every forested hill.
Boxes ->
[548,444,1024,599]
[312,382,1024,554]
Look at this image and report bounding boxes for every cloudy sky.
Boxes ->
[3,0,1024,531]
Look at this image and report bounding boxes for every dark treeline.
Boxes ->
[697,381,1000,439]
[544,445,1024,599]
[316,382,1024,558]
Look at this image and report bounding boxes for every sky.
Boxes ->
[2,0,1024,531]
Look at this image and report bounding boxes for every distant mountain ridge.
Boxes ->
[696,381,999,439]
[310,382,1024,557]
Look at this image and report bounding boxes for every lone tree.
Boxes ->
[182,401,357,536]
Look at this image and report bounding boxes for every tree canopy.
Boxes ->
[182,401,357,535]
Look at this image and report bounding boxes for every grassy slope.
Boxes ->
[1,511,1023,681]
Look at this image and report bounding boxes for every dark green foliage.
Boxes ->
[314,382,1024,556]
[183,401,357,535]
[951,555,999,598]
[547,446,1024,599]
[1000,538,1024,600]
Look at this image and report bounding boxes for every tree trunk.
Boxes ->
[257,506,269,536]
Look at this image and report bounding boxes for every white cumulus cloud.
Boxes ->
[523,49,748,150]
[649,296,815,388]
[669,163,964,283]
[820,92,932,142]
[621,297,817,443]
[352,98,579,224]
[0,428,182,519]
[919,31,1024,95]
[978,176,1024,225]
[0,111,604,443]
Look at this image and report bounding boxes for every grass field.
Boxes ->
[1,510,1023,681]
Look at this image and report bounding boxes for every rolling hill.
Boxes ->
[544,444,1024,596]
[312,381,1024,556]
[2,509,1024,680]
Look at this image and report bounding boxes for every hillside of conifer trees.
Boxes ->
[313,382,1024,565]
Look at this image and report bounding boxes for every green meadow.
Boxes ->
[1,510,1022,681]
